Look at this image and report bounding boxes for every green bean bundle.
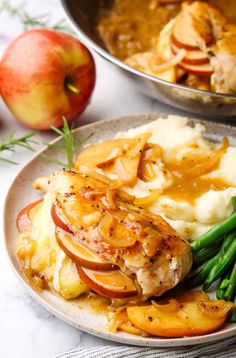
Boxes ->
[189,196,236,322]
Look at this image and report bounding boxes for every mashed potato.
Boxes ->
[116,116,236,240]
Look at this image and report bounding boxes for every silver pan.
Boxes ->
[60,0,236,119]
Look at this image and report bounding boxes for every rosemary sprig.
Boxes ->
[42,117,92,169]
[0,118,91,167]
[0,0,74,33]
[0,131,37,164]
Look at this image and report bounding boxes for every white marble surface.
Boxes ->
[0,1,188,357]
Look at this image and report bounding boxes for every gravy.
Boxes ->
[98,0,236,60]
[163,176,229,204]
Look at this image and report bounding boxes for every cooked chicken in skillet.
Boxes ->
[177,1,236,93]
[98,0,236,93]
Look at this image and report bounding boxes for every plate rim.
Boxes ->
[4,113,236,347]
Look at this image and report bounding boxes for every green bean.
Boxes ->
[216,272,230,300]
[220,278,230,290]
[232,196,236,212]
[193,244,221,266]
[203,238,236,291]
[224,260,236,301]
[190,211,236,251]
[229,295,236,322]
[188,231,236,288]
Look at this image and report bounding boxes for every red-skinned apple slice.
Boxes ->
[171,11,200,51]
[77,266,137,298]
[17,199,43,233]
[171,43,209,65]
[56,227,116,271]
[171,34,198,51]
[178,61,213,76]
[51,204,72,233]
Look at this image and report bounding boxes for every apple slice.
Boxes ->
[51,204,72,233]
[56,227,116,271]
[171,43,209,65]
[157,19,175,61]
[171,11,200,51]
[127,299,233,337]
[178,61,213,76]
[17,199,43,233]
[74,139,129,171]
[77,266,137,298]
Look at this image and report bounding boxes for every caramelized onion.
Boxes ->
[141,144,162,162]
[177,290,209,303]
[106,188,117,208]
[126,211,150,226]
[98,212,137,248]
[197,300,233,319]
[22,268,45,292]
[170,138,229,180]
[142,227,162,257]
[119,321,144,336]
[134,189,162,206]
[138,162,157,182]
[115,157,136,186]
[152,299,179,313]
[152,49,186,72]
[78,165,117,186]
[107,308,127,332]
[118,191,135,203]
[97,147,123,168]
[83,211,102,227]
[80,186,107,200]
[98,212,114,242]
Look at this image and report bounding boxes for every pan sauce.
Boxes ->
[98,0,236,61]
[98,1,236,93]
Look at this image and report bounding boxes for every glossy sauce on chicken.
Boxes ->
[51,170,192,298]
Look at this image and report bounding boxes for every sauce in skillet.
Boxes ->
[98,0,236,60]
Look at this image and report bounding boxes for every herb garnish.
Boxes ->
[0,131,37,164]
[42,116,92,170]
[0,0,74,33]
[0,118,91,167]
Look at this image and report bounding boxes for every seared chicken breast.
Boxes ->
[177,2,236,93]
[48,170,192,298]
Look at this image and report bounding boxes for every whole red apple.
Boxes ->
[0,29,96,130]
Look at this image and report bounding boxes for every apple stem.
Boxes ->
[66,82,80,95]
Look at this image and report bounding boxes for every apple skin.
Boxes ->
[77,265,138,298]
[51,204,72,233]
[171,33,199,52]
[0,29,96,130]
[55,227,117,271]
[178,62,213,76]
[17,199,43,233]
[171,44,209,66]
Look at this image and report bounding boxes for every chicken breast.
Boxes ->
[48,170,192,298]
[177,2,236,93]
[210,24,236,93]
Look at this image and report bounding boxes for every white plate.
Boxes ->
[4,113,236,347]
